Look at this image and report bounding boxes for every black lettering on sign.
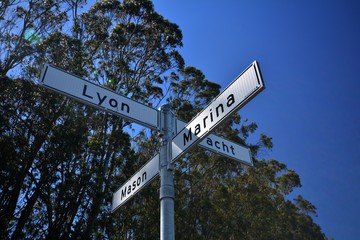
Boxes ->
[82,84,130,114]
[182,94,236,147]
[82,84,93,99]
[96,92,107,105]
[109,98,118,108]
[183,128,192,146]
[230,145,235,155]
[205,137,236,155]
[120,171,148,200]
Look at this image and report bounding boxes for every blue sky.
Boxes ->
[151,0,360,239]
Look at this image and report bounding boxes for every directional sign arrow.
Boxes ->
[112,154,159,212]
[40,64,159,129]
[172,61,264,162]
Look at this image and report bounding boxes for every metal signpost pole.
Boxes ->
[159,104,175,240]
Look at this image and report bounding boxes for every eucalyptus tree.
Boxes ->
[0,0,69,77]
[0,0,70,237]
[1,0,328,239]
[165,67,327,239]
[1,0,183,239]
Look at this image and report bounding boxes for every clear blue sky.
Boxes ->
[151,0,360,239]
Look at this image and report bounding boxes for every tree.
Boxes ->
[1,0,183,238]
[0,0,328,239]
[0,0,68,77]
[166,68,327,239]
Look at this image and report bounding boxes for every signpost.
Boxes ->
[39,60,265,240]
[40,64,159,129]
[172,61,264,162]
[112,154,160,212]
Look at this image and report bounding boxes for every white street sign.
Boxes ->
[176,119,252,166]
[172,61,264,162]
[112,154,159,212]
[40,64,159,129]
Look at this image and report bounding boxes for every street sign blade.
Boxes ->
[112,154,159,212]
[40,64,159,129]
[176,119,252,166]
[172,61,264,162]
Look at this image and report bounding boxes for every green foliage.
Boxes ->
[0,0,68,77]
[0,0,327,239]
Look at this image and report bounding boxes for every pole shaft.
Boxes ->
[159,104,175,240]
